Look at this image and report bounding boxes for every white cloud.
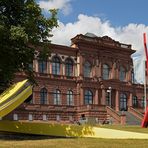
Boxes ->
[51,14,148,52]
[39,0,72,15]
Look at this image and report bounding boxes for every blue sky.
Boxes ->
[37,0,148,51]
[58,0,148,26]
[38,0,148,26]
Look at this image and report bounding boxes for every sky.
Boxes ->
[37,0,148,51]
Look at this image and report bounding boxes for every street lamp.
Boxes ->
[108,87,112,107]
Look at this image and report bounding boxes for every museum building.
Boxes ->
[5,33,148,124]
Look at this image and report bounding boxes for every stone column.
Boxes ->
[60,63,63,75]
[101,89,106,105]
[63,64,65,76]
[111,62,116,79]
[80,88,84,105]
[79,55,83,76]
[129,93,133,108]
[47,61,49,74]
[94,89,98,104]
[98,61,102,77]
[34,59,38,72]
[74,64,77,77]
[49,61,52,74]
[115,90,119,111]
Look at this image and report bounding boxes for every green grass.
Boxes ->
[0,125,148,148]
[0,136,148,148]
[98,125,148,134]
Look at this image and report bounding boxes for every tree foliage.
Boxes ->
[0,0,58,91]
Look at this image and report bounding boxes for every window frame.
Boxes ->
[84,61,91,77]
[103,64,110,80]
[65,58,73,76]
[38,60,47,73]
[67,90,74,106]
[40,88,48,104]
[53,89,61,105]
[84,90,93,105]
[52,57,61,75]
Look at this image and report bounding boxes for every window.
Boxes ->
[53,89,61,105]
[52,57,61,75]
[120,93,127,111]
[106,91,110,106]
[119,66,126,81]
[65,58,73,76]
[103,64,110,80]
[13,114,18,121]
[141,96,145,108]
[28,114,33,121]
[43,115,47,121]
[84,90,93,104]
[84,61,91,77]
[40,88,47,104]
[132,96,138,108]
[67,90,73,105]
[38,60,47,73]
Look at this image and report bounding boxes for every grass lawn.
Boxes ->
[0,125,148,148]
[0,136,148,148]
[98,125,148,134]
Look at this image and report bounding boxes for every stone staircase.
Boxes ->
[119,111,141,125]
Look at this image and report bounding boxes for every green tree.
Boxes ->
[0,0,58,92]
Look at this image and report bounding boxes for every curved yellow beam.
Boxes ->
[0,80,32,118]
[0,121,148,139]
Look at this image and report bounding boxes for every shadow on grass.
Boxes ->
[0,132,74,141]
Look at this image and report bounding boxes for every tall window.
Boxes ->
[52,57,60,75]
[106,91,110,106]
[38,60,47,73]
[120,93,127,111]
[141,96,145,108]
[84,61,91,77]
[84,90,93,104]
[67,90,73,105]
[65,58,73,76]
[53,89,61,105]
[103,64,110,80]
[119,66,126,81]
[40,88,47,104]
[132,96,138,108]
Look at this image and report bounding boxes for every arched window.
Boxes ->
[52,57,61,75]
[53,89,61,105]
[65,58,73,76]
[103,64,110,80]
[84,61,91,77]
[38,60,47,73]
[119,66,126,81]
[84,90,93,104]
[132,96,138,108]
[67,90,73,105]
[40,88,47,104]
[120,93,127,111]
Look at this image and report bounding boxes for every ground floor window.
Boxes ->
[132,96,138,108]
[120,93,127,111]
